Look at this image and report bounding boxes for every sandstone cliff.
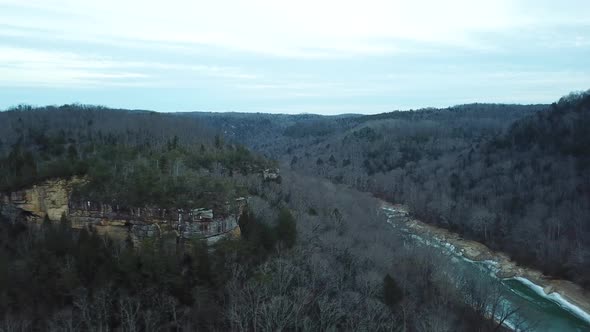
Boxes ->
[0,177,82,221]
[1,178,243,245]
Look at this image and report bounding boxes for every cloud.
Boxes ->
[2,0,589,58]
[0,46,257,87]
[0,0,588,112]
[3,0,578,57]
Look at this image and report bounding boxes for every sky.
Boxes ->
[0,0,589,114]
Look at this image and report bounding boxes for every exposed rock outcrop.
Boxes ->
[1,178,83,221]
[1,178,245,245]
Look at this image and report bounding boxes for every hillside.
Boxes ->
[185,111,364,158]
[1,105,505,331]
[191,95,590,289]
[0,105,298,330]
[0,105,273,208]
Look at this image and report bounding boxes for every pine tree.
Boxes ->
[383,274,403,308]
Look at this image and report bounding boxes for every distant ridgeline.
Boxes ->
[0,104,276,243]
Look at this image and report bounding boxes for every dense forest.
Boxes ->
[0,105,272,211]
[3,95,587,329]
[0,105,515,330]
[0,173,513,331]
[204,92,590,290]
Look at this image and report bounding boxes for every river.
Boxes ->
[382,205,590,331]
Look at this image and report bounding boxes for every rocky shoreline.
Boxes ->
[381,202,590,321]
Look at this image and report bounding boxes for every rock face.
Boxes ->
[178,215,239,242]
[1,178,244,245]
[1,178,82,221]
[544,285,555,295]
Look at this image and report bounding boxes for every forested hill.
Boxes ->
[0,104,213,149]
[0,104,272,209]
[184,112,364,158]
[393,92,590,287]
[3,99,585,330]
[184,103,545,160]
[494,92,590,158]
[187,93,590,288]
[0,104,509,331]
[466,92,590,281]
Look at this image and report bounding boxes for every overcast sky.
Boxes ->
[0,0,589,114]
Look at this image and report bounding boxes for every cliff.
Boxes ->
[0,177,82,221]
[0,178,243,245]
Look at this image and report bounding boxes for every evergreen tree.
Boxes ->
[383,274,403,308]
[275,208,296,249]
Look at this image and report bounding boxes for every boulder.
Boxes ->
[543,285,555,294]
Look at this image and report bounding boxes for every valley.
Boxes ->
[3,2,588,330]
[1,92,589,331]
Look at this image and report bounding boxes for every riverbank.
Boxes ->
[381,202,590,324]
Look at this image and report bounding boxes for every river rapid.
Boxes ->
[381,204,590,331]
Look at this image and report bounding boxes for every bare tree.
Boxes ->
[119,295,141,332]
